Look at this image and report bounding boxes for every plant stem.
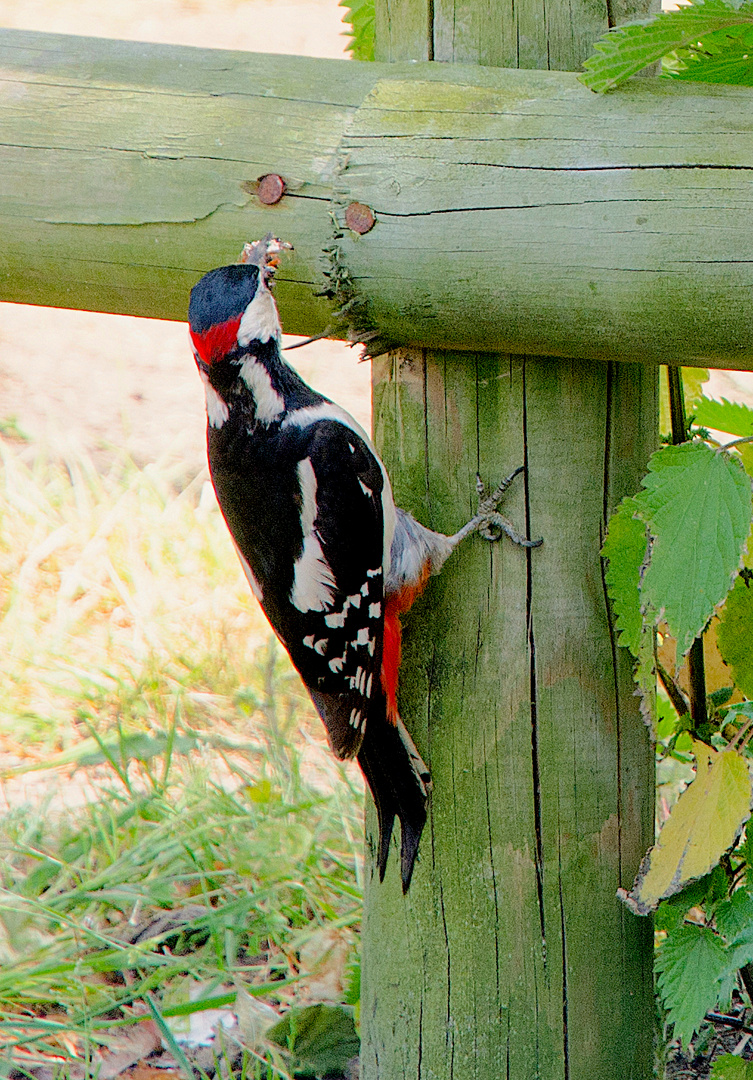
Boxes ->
[656,660,690,719]
[667,366,708,729]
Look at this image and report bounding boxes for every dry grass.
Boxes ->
[0,435,364,1077]
[0,438,274,753]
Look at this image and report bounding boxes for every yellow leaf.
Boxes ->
[620,742,751,915]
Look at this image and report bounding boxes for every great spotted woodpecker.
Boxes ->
[188,236,541,891]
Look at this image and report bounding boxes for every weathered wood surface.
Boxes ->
[2,29,753,368]
[360,1,658,1078]
[362,352,657,1080]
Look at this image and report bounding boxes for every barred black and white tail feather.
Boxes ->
[357,706,431,892]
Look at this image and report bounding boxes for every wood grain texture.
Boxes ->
[1,29,753,367]
[363,1,658,1078]
[336,72,753,368]
[363,353,657,1079]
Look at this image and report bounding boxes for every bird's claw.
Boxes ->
[474,468,543,549]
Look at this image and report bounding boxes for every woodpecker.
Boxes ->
[188,236,541,891]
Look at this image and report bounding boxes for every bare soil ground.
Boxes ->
[0,0,369,470]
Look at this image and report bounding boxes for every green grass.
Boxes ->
[0,436,364,1077]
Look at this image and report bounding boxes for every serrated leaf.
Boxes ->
[266,1004,359,1078]
[623,741,751,913]
[580,0,753,92]
[635,443,751,660]
[695,398,753,438]
[656,872,726,932]
[656,924,729,1048]
[602,496,649,655]
[711,1054,753,1079]
[667,20,753,85]
[634,623,657,727]
[726,919,753,971]
[339,0,374,61]
[718,577,753,696]
[602,497,656,721]
[716,886,753,940]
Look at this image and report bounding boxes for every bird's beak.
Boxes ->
[238,235,294,269]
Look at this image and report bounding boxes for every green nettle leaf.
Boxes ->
[711,1055,753,1079]
[667,22,753,85]
[601,496,648,655]
[695,398,753,438]
[601,496,655,717]
[621,742,751,914]
[266,1004,359,1078]
[718,577,753,695]
[716,886,753,941]
[656,872,728,933]
[635,443,751,660]
[580,0,753,92]
[726,922,753,972]
[339,0,375,61]
[656,924,729,1048]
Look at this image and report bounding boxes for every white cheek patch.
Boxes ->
[238,356,284,424]
[200,371,229,429]
[237,285,281,346]
[291,457,337,613]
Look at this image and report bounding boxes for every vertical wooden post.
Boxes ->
[361,4,659,1078]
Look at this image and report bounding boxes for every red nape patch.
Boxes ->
[380,562,431,725]
[190,316,241,365]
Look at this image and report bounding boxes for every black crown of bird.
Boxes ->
[188,234,542,892]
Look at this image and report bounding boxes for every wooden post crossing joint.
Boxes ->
[1,27,753,369]
[2,22,752,1080]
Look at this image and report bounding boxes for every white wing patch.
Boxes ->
[281,401,396,579]
[291,457,337,613]
[238,356,284,424]
[237,283,282,346]
[200,371,229,429]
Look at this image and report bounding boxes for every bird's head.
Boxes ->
[188,236,292,366]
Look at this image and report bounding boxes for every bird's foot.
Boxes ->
[471,467,543,549]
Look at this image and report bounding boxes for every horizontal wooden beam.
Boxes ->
[2,29,753,368]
